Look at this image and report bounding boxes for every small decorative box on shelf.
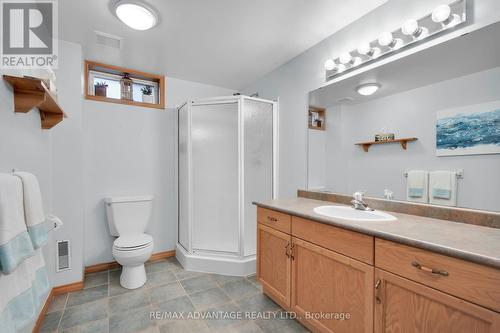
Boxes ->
[355,138,418,152]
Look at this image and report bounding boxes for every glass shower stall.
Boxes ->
[177,95,277,275]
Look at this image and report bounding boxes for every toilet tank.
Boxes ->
[105,195,153,236]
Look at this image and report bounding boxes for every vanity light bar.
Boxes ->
[324,0,466,81]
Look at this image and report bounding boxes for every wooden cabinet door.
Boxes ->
[374,269,500,333]
[257,223,291,308]
[291,237,374,333]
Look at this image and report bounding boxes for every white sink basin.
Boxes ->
[313,205,397,222]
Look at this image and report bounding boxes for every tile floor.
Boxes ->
[40,257,309,333]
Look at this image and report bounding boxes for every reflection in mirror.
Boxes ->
[307,21,500,212]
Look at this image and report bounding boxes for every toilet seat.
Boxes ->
[113,233,152,251]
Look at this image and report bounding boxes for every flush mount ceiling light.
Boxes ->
[324,0,466,82]
[114,1,158,30]
[356,83,381,96]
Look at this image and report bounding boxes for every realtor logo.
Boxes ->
[1,0,58,68]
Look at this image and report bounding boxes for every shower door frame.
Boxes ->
[177,95,279,259]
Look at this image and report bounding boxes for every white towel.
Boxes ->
[12,172,48,248]
[0,174,34,274]
[429,171,457,207]
[406,170,429,203]
[0,248,49,332]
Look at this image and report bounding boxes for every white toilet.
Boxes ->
[105,195,154,289]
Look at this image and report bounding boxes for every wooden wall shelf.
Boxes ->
[355,138,418,152]
[3,75,66,129]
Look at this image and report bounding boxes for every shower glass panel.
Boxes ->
[191,102,239,253]
[178,103,189,250]
[177,96,277,275]
[243,99,273,256]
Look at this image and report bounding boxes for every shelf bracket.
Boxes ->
[13,89,46,113]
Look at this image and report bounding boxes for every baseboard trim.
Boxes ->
[84,250,176,274]
[33,280,85,333]
[53,280,85,295]
[84,261,120,274]
[32,289,53,333]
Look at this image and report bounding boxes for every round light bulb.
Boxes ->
[339,52,353,64]
[402,19,419,36]
[324,59,335,71]
[432,4,451,23]
[356,83,381,96]
[115,1,158,31]
[357,42,372,55]
[378,32,394,47]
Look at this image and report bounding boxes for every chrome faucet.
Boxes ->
[351,192,374,211]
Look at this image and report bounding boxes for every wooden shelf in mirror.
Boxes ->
[355,138,418,152]
[3,75,66,129]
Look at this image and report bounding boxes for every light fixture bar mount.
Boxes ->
[324,0,466,82]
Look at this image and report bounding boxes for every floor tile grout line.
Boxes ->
[55,292,69,331]
[107,268,111,333]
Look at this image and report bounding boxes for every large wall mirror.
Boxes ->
[307,21,500,212]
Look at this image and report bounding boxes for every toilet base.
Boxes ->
[120,264,147,289]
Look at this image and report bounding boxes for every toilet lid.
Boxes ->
[114,233,152,249]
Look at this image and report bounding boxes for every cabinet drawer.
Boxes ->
[257,207,291,234]
[375,238,500,312]
[292,216,374,265]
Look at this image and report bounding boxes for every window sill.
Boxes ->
[85,95,165,110]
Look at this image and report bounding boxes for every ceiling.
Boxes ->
[59,0,387,89]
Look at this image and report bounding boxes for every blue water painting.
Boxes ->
[436,109,500,156]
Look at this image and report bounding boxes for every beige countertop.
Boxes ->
[253,197,500,269]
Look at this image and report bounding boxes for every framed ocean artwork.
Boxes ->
[436,101,500,156]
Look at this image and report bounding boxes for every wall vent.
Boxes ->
[95,31,123,49]
[56,240,71,272]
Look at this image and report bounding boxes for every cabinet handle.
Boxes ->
[285,242,290,258]
[411,261,449,277]
[375,279,382,304]
[290,243,295,260]
[267,216,278,222]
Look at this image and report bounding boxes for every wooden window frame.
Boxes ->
[84,60,165,110]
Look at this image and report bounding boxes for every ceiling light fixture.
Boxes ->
[356,83,381,96]
[114,1,158,31]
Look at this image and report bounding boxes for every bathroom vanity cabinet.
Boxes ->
[256,207,500,333]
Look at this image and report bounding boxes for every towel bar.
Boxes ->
[404,169,463,179]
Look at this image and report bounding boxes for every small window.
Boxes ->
[84,60,165,109]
